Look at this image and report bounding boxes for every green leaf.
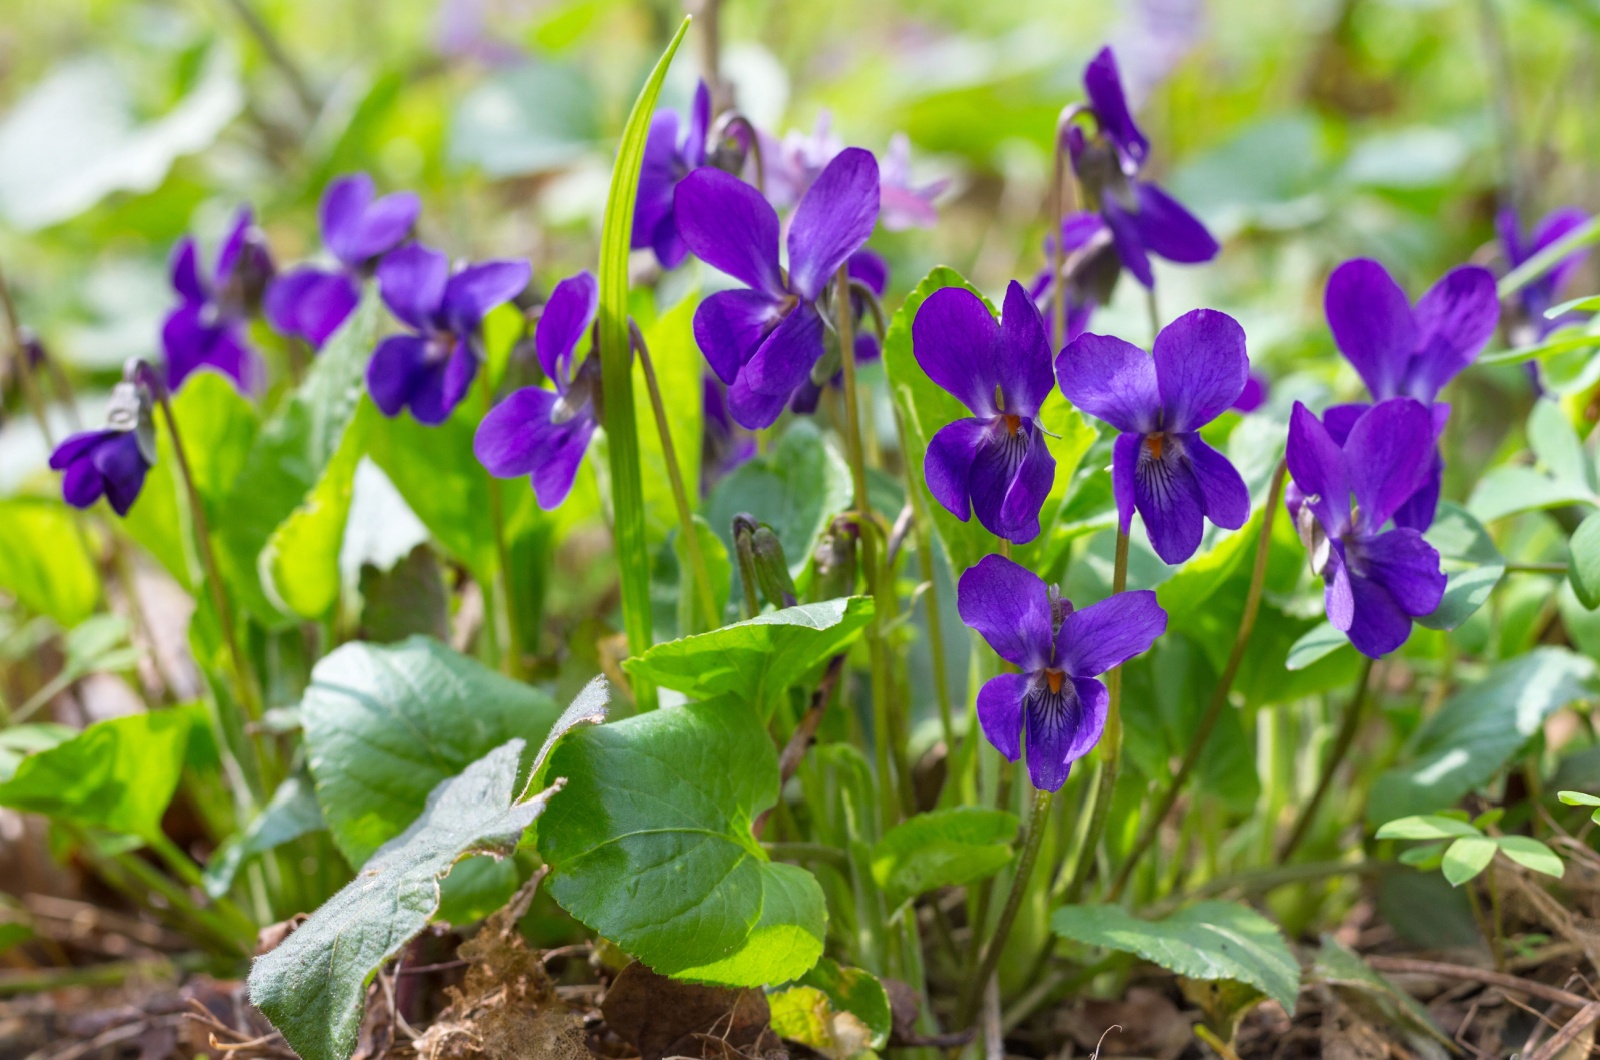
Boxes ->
[538,701,826,986]
[1369,648,1595,824]
[0,711,191,844]
[1569,510,1600,610]
[1441,836,1496,886]
[882,267,996,576]
[636,292,704,553]
[1467,465,1597,524]
[1397,841,1448,869]
[1558,789,1600,806]
[203,770,325,898]
[1416,502,1505,631]
[705,418,853,590]
[596,16,692,696]
[1313,936,1454,1050]
[1528,399,1596,490]
[1493,835,1564,878]
[299,636,564,865]
[262,401,376,620]
[1051,900,1300,1014]
[0,498,99,626]
[1375,815,1482,840]
[624,598,874,719]
[216,291,380,626]
[768,957,892,1055]
[448,60,600,176]
[870,806,1018,906]
[1285,622,1349,671]
[249,740,558,1060]
[0,724,75,782]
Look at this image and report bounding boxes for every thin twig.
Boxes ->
[1529,1001,1600,1060]
[1365,956,1591,1010]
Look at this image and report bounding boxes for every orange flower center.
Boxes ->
[1004,414,1022,436]
[1145,432,1165,460]
[1046,668,1065,694]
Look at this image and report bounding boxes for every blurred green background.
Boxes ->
[1,0,1595,485]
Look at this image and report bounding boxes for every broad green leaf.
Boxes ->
[0,498,99,626]
[1493,835,1564,878]
[1286,622,1348,671]
[1375,815,1481,840]
[538,701,826,986]
[262,401,377,620]
[0,711,191,843]
[448,60,600,176]
[299,636,563,865]
[1416,502,1504,631]
[1051,900,1300,1013]
[1441,836,1496,886]
[1369,648,1595,824]
[769,957,892,1056]
[249,740,557,1060]
[1397,841,1448,869]
[1528,399,1595,491]
[870,806,1017,906]
[203,770,326,898]
[1467,465,1596,524]
[1558,790,1600,824]
[1569,510,1600,610]
[705,418,853,590]
[624,597,874,719]
[0,724,75,782]
[216,292,380,625]
[882,267,996,576]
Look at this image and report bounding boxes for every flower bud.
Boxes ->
[809,516,858,601]
[751,525,797,609]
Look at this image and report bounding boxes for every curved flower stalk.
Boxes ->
[788,249,888,415]
[163,207,274,392]
[1321,258,1498,529]
[50,367,156,516]
[958,553,1167,790]
[367,244,530,425]
[1287,398,1447,658]
[1065,46,1218,290]
[675,146,880,428]
[265,173,421,349]
[913,279,1058,544]
[1055,308,1251,564]
[1498,207,1591,339]
[475,271,601,509]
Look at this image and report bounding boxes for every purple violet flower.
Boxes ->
[789,249,889,415]
[1232,371,1268,413]
[702,374,757,494]
[1497,207,1591,337]
[162,207,274,393]
[1322,258,1498,530]
[1286,398,1447,658]
[264,174,421,349]
[959,553,1167,791]
[50,376,156,517]
[676,146,880,429]
[1029,212,1119,348]
[475,271,600,509]
[368,244,530,425]
[914,279,1058,544]
[1056,308,1251,564]
[1068,46,1218,289]
[634,81,712,270]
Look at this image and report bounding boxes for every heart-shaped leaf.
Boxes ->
[870,807,1018,907]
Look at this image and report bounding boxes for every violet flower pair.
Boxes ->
[960,554,1166,790]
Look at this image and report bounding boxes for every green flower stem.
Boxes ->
[959,786,1053,1026]
[1277,656,1378,861]
[481,371,524,678]
[1111,459,1288,900]
[894,403,955,753]
[1500,216,1600,299]
[630,320,720,629]
[1061,529,1130,904]
[835,264,906,828]
[597,16,692,711]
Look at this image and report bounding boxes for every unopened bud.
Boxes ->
[107,362,157,466]
[751,525,797,609]
[18,327,46,369]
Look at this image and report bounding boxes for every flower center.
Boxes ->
[1145,432,1165,460]
[1045,668,1065,695]
[1004,414,1022,436]
[427,329,458,363]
